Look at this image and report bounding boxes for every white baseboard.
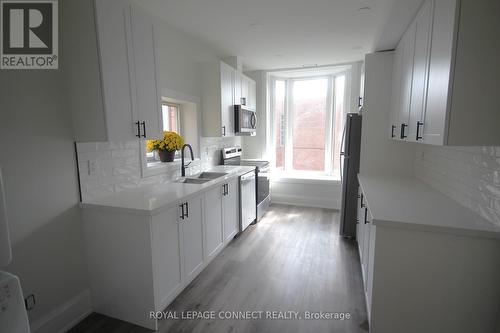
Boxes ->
[31,289,92,333]
[271,193,340,210]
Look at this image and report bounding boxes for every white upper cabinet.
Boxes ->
[65,0,162,142]
[201,61,257,137]
[398,23,416,140]
[128,3,163,140]
[407,0,433,142]
[201,61,235,137]
[389,0,500,145]
[240,74,257,110]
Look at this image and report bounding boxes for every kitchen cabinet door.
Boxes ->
[204,186,224,261]
[94,0,137,141]
[389,40,403,139]
[422,0,457,145]
[181,196,204,281]
[398,23,417,140]
[247,77,256,110]
[408,0,433,142]
[151,206,182,309]
[361,208,371,285]
[220,61,235,137]
[129,4,163,140]
[234,71,243,106]
[240,75,256,110]
[366,222,376,312]
[357,191,366,260]
[223,178,239,242]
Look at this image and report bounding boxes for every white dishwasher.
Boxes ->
[239,170,256,232]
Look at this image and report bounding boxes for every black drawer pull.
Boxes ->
[135,121,141,138]
[416,121,423,140]
[400,123,408,139]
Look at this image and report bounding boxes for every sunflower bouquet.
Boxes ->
[147,131,185,162]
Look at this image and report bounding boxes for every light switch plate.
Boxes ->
[88,160,98,176]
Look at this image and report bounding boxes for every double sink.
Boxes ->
[176,172,228,185]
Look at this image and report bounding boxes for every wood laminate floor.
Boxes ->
[69,204,368,333]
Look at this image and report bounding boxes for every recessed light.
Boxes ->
[249,23,264,30]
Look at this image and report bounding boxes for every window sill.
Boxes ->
[271,174,341,185]
[142,158,201,178]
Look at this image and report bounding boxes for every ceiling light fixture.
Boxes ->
[357,6,372,11]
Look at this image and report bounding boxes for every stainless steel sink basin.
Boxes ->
[176,178,211,184]
[193,172,228,179]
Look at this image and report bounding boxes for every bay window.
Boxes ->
[270,69,348,179]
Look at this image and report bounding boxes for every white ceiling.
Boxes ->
[140,0,424,70]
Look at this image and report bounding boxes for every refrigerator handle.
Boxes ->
[339,121,347,182]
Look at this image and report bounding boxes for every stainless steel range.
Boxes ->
[222,147,270,220]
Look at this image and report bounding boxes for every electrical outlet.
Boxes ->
[88,160,98,176]
[24,294,35,311]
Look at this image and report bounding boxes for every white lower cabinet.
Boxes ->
[83,179,241,331]
[180,197,204,281]
[204,178,240,261]
[204,186,224,261]
[356,188,375,316]
[151,206,182,312]
[356,183,500,333]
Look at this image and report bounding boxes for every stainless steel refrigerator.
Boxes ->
[339,113,362,238]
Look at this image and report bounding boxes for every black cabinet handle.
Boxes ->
[360,193,364,208]
[185,202,189,218]
[179,204,184,220]
[416,121,423,140]
[141,121,146,138]
[364,207,369,224]
[391,125,396,138]
[135,121,141,138]
[241,97,246,106]
[222,126,226,136]
[358,97,363,108]
[400,123,408,139]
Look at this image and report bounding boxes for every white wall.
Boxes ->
[271,179,341,210]
[0,70,89,329]
[152,9,219,99]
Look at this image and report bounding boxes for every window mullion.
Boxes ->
[285,79,293,172]
[324,76,335,175]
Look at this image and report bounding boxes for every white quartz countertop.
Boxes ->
[80,166,255,215]
[358,174,500,239]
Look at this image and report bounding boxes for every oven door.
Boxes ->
[257,166,270,205]
[235,105,257,135]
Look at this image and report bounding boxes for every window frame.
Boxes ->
[145,102,182,163]
[269,71,348,178]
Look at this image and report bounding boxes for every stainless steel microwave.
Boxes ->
[234,105,257,136]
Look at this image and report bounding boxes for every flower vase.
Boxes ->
[158,150,175,162]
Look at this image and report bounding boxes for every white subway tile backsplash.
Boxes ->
[76,136,240,201]
[415,145,500,227]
